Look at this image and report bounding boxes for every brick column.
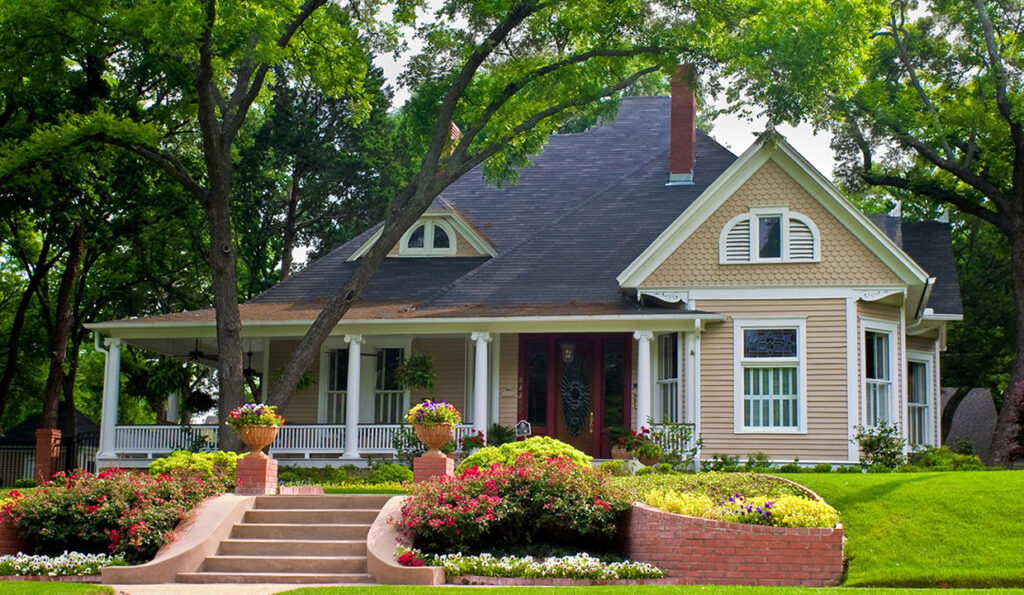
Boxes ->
[413,454,454,483]
[235,454,278,495]
[34,428,60,484]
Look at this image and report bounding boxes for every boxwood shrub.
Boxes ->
[457,436,591,472]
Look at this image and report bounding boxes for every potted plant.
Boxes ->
[227,403,285,458]
[634,440,664,466]
[395,353,437,394]
[608,426,633,459]
[406,400,461,457]
[460,429,486,453]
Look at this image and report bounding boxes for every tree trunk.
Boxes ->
[989,221,1024,465]
[0,238,53,430]
[279,170,300,282]
[41,222,85,430]
[61,334,82,472]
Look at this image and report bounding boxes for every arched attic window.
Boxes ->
[399,220,458,256]
[719,207,820,264]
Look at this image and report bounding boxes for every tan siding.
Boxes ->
[642,160,903,288]
[409,338,468,413]
[698,299,849,461]
[907,335,936,353]
[498,334,519,427]
[270,340,320,423]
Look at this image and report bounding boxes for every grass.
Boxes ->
[0,584,112,595]
[322,484,405,495]
[775,471,1024,588]
[280,587,1024,594]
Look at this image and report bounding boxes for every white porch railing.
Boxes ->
[650,423,698,455]
[112,423,477,459]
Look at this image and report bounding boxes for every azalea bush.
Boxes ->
[406,400,461,426]
[408,549,664,580]
[642,489,840,528]
[2,468,222,563]
[227,403,284,430]
[0,551,127,576]
[396,452,628,554]
[457,436,591,471]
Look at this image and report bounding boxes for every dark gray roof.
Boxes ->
[253,96,960,318]
[0,403,99,444]
[865,214,962,315]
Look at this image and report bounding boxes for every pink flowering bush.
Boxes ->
[394,453,628,554]
[1,468,223,564]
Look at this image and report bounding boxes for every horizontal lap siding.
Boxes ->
[699,299,848,461]
[498,334,519,427]
[271,339,320,423]
[907,335,936,353]
[410,338,467,412]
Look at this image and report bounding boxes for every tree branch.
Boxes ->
[860,170,1007,232]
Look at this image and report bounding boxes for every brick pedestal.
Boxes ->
[235,454,278,495]
[34,429,60,485]
[413,454,454,483]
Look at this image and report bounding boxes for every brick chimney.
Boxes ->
[669,65,697,185]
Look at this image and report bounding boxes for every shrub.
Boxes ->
[744,452,773,471]
[148,450,239,486]
[634,441,663,463]
[777,459,802,473]
[654,462,677,475]
[460,430,486,451]
[643,490,840,528]
[852,423,905,469]
[0,551,127,576]
[908,446,985,471]
[486,423,516,446]
[3,469,222,563]
[596,460,632,477]
[613,472,808,502]
[396,453,628,554]
[370,463,413,484]
[836,465,863,473]
[13,479,37,489]
[702,453,740,472]
[812,463,833,473]
[952,437,975,455]
[643,490,714,517]
[457,436,591,472]
[635,466,653,476]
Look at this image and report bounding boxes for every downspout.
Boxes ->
[94,332,108,357]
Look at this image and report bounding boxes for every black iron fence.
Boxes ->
[0,431,100,487]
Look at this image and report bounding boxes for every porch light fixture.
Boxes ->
[243,351,261,379]
[561,341,576,363]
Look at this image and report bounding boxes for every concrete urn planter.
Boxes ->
[414,423,452,457]
[236,425,279,458]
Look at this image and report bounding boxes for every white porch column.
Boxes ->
[166,392,179,425]
[471,332,492,434]
[96,337,122,464]
[343,334,364,459]
[634,331,653,432]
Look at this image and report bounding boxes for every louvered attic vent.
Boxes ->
[719,209,820,264]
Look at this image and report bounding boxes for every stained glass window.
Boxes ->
[743,329,797,358]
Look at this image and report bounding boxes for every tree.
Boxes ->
[1,0,884,448]
[829,1,1024,463]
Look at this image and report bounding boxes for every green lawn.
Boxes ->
[0,584,112,595]
[281,587,1024,594]
[776,471,1024,588]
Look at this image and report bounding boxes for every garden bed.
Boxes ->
[0,576,101,583]
[449,575,688,586]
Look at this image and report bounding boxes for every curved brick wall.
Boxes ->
[0,519,31,555]
[624,504,844,586]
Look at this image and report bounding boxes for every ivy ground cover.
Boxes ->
[777,471,1024,588]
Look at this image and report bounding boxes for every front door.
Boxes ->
[518,334,632,457]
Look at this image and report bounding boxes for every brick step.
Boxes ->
[230,523,370,540]
[254,494,393,510]
[218,538,365,557]
[201,555,366,574]
[177,571,374,584]
[243,508,379,524]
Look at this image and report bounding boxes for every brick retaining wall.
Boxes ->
[623,504,844,587]
[0,518,31,555]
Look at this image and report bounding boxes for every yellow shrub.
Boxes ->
[643,490,715,517]
[764,495,840,528]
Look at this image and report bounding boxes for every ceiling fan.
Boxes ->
[178,339,218,363]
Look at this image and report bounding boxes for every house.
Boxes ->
[86,74,961,468]
[0,403,100,485]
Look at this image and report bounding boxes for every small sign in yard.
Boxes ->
[515,420,532,437]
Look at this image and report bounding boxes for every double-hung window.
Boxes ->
[325,349,348,424]
[907,358,930,446]
[656,333,681,422]
[863,325,896,427]
[734,319,805,432]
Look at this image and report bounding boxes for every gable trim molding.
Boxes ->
[617,137,930,289]
[347,209,497,261]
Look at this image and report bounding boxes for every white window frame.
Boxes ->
[733,317,807,434]
[906,351,933,447]
[719,206,821,264]
[399,220,458,257]
[317,337,351,423]
[655,332,683,423]
[861,319,898,428]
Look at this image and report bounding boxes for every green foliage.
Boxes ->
[612,472,808,503]
[648,417,702,469]
[908,446,985,472]
[12,479,36,489]
[370,463,413,485]
[596,460,633,477]
[853,423,906,469]
[777,459,803,473]
[743,452,773,472]
[394,354,437,394]
[633,440,663,462]
[148,450,240,485]
[701,453,741,473]
[397,454,628,554]
[812,463,833,473]
[836,465,864,474]
[278,465,357,485]
[4,469,222,564]
[457,436,591,472]
[485,423,516,447]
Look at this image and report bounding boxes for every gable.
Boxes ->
[641,160,903,288]
[348,209,497,261]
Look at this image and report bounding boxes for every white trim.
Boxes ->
[399,220,458,257]
[692,329,702,462]
[845,297,859,462]
[643,286,907,302]
[732,317,807,434]
[899,304,908,452]
[617,136,930,288]
[860,318,899,428]
[489,334,501,426]
[933,338,943,447]
[348,210,497,261]
[907,349,934,447]
[261,339,270,404]
[717,206,822,265]
[317,346,330,423]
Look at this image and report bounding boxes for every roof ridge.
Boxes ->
[417,147,671,308]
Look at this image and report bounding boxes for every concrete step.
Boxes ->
[177,571,374,584]
[243,508,379,525]
[254,494,393,510]
[201,555,367,574]
[218,538,365,557]
[230,523,370,540]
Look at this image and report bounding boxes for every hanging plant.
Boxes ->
[395,353,436,394]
